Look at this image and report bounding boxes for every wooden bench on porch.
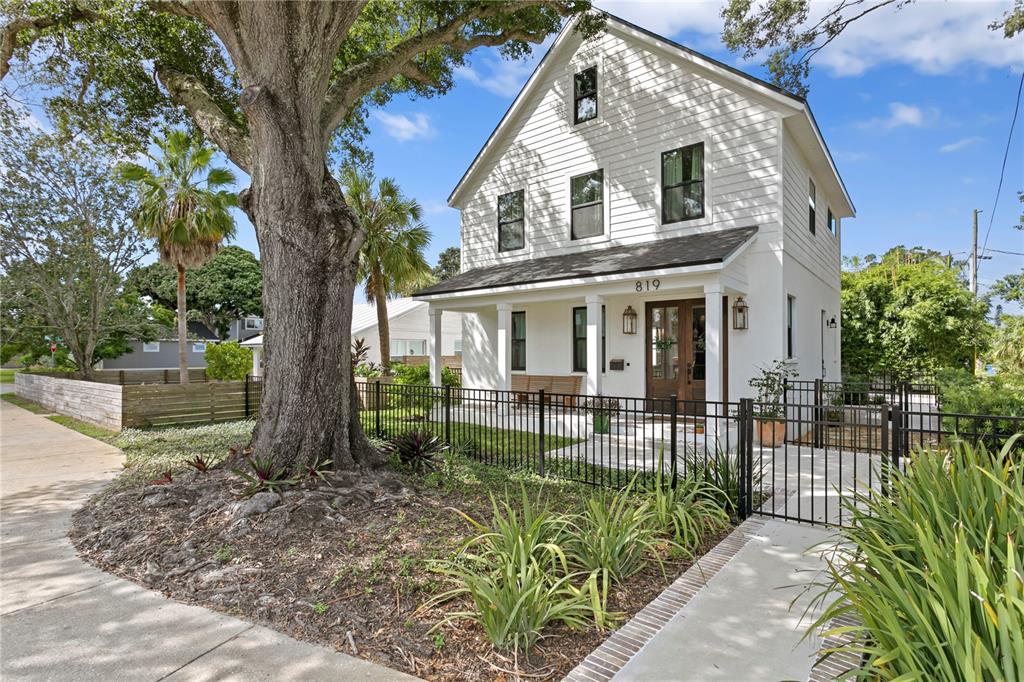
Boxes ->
[511,374,583,407]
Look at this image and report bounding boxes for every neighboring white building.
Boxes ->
[241,298,464,376]
[413,13,854,403]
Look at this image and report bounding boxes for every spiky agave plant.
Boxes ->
[231,456,297,496]
[382,430,447,473]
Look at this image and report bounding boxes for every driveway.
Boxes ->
[0,400,415,681]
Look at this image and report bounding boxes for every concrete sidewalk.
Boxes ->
[0,400,415,681]
[610,518,835,681]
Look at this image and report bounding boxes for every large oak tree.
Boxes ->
[1,1,599,469]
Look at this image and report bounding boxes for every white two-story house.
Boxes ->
[413,13,854,405]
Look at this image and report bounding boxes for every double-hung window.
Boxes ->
[497,190,525,252]
[573,66,597,124]
[511,311,526,371]
[808,179,816,235]
[827,208,835,234]
[661,143,705,223]
[571,306,606,372]
[570,170,604,239]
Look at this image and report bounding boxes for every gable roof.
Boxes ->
[447,12,854,217]
[414,226,757,297]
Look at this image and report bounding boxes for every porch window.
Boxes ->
[787,295,795,359]
[570,170,604,240]
[661,143,705,223]
[497,190,525,252]
[573,65,597,124]
[511,311,526,371]
[571,306,606,372]
[808,179,816,235]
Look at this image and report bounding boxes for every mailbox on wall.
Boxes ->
[609,359,625,371]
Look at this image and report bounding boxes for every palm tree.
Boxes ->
[342,167,432,367]
[121,131,237,383]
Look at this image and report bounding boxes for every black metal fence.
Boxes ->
[243,375,1021,527]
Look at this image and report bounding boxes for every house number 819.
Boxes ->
[635,279,660,292]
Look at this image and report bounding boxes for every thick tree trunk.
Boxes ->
[176,265,189,385]
[371,272,391,367]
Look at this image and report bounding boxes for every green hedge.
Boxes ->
[204,341,253,381]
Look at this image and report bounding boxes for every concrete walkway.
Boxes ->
[612,519,835,682]
[0,400,414,681]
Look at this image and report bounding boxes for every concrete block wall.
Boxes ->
[15,373,123,431]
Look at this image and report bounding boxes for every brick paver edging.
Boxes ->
[563,517,768,682]
[807,612,864,681]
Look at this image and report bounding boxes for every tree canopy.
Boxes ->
[433,246,461,282]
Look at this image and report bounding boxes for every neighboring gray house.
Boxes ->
[98,316,264,370]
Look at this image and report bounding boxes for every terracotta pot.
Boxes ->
[756,419,786,447]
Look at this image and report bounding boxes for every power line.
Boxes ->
[980,70,1024,258]
[986,247,1024,256]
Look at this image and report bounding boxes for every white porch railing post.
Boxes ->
[428,307,443,386]
[496,303,512,391]
[586,294,603,396]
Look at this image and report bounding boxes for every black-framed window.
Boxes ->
[497,190,525,252]
[808,179,816,235]
[827,208,835,234]
[574,66,597,124]
[661,143,705,223]
[570,169,604,239]
[787,295,795,359]
[511,311,526,371]
[571,306,606,372]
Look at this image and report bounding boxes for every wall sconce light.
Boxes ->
[827,316,837,329]
[732,296,749,330]
[622,305,638,335]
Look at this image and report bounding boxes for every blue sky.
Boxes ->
[232,0,1024,305]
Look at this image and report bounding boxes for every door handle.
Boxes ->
[686,361,694,383]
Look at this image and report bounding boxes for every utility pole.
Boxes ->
[970,209,979,298]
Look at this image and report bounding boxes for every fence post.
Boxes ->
[244,374,250,417]
[880,405,891,497]
[444,384,452,445]
[891,405,903,472]
[163,369,169,384]
[670,394,678,489]
[537,389,546,477]
[813,378,824,448]
[738,398,755,519]
[119,370,125,385]
[374,380,382,437]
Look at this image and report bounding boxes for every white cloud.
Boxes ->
[857,102,937,131]
[422,199,455,216]
[456,37,554,98]
[939,136,984,153]
[372,111,436,142]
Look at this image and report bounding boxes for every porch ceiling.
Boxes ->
[414,225,758,298]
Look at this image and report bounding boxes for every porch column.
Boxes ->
[586,294,603,396]
[251,347,262,378]
[496,303,512,391]
[428,307,443,386]
[704,284,723,404]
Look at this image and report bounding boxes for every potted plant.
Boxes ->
[748,360,796,447]
[584,396,619,434]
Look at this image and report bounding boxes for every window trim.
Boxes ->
[510,311,526,371]
[570,306,607,373]
[497,189,526,253]
[808,178,816,235]
[573,65,598,125]
[191,342,207,353]
[660,142,706,224]
[244,317,263,331]
[827,207,835,235]
[786,295,796,359]
[569,168,605,241]
[142,341,160,353]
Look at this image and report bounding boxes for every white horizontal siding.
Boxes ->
[459,28,783,269]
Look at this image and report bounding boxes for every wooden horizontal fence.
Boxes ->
[122,381,248,428]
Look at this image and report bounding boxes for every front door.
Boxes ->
[645,300,706,403]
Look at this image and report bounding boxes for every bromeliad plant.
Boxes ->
[383,430,447,473]
[184,454,213,473]
[808,437,1024,680]
[232,456,297,496]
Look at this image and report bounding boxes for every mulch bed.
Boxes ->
[70,456,731,681]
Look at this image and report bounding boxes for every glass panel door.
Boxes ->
[647,302,681,401]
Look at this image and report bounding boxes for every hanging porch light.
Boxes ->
[622,305,638,335]
[732,296,749,330]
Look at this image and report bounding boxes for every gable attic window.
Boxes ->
[808,178,816,235]
[570,169,604,239]
[574,66,598,124]
[497,190,525,252]
[662,143,705,223]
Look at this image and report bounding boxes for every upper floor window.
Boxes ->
[570,169,604,240]
[573,66,598,124]
[497,190,525,252]
[662,143,705,223]
[808,179,816,235]
[245,317,263,331]
[511,311,526,371]
[827,208,835,234]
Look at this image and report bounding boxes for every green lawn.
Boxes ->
[0,369,16,384]
[47,415,118,441]
[1,392,50,414]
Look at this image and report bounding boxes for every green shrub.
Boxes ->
[204,341,253,380]
[640,462,729,556]
[937,369,1024,438]
[811,438,1024,680]
[391,362,460,388]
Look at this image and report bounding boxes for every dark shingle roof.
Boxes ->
[415,226,758,297]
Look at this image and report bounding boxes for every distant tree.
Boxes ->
[121,131,237,383]
[127,245,262,339]
[990,314,1024,376]
[342,168,432,366]
[204,341,252,381]
[0,106,159,377]
[721,0,1023,95]
[841,247,989,379]
[433,246,461,281]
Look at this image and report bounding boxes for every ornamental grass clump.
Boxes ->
[640,462,730,556]
[810,437,1024,680]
